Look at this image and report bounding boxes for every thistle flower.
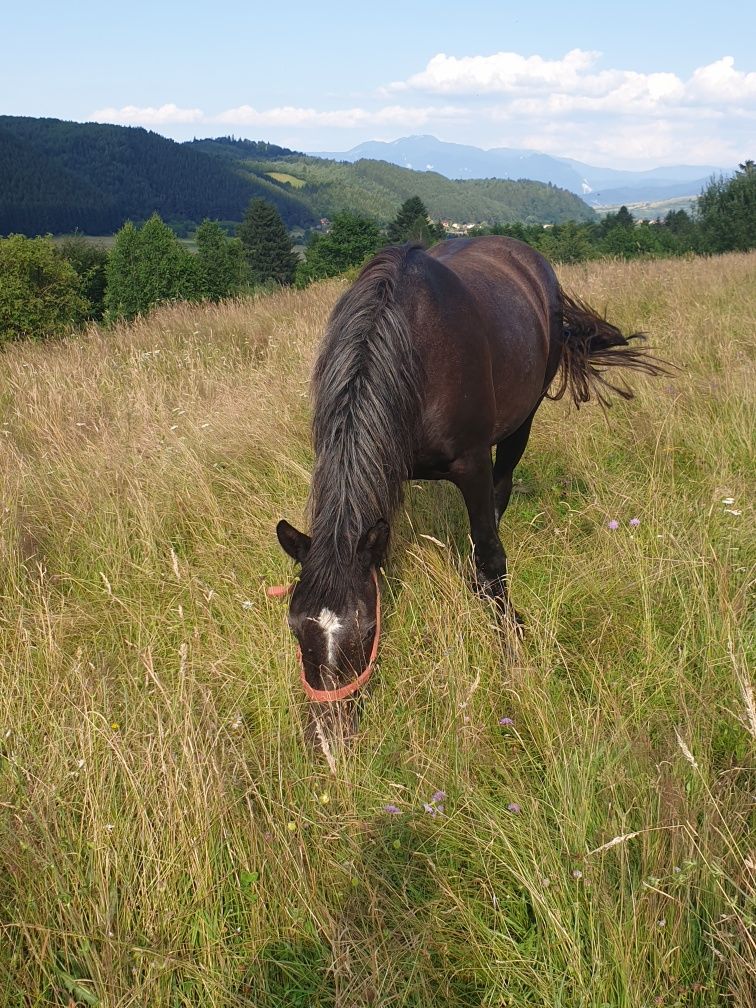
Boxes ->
[498,717,514,726]
[384,804,402,815]
[607,520,619,530]
[629,517,641,527]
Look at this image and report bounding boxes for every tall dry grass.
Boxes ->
[0,255,753,1007]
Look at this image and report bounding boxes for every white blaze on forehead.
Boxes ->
[317,608,342,666]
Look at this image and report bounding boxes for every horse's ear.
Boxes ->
[276,520,311,564]
[358,519,389,570]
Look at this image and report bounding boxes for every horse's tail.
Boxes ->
[550,288,669,408]
[309,244,424,562]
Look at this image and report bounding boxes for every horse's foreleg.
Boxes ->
[449,449,511,603]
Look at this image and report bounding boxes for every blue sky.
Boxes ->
[3,0,754,168]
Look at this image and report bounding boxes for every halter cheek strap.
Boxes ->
[267,568,381,703]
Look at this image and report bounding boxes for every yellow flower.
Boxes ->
[318,792,330,805]
[286,821,297,832]
[111,722,120,731]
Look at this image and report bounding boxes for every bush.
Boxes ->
[0,234,90,344]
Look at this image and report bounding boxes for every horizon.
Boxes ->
[3,1,754,172]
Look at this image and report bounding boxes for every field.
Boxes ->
[0,253,753,1007]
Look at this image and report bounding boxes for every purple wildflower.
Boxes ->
[629,517,641,527]
[507,802,521,813]
[430,790,446,804]
[498,717,514,726]
[383,804,402,815]
[607,519,619,530]
[423,802,437,816]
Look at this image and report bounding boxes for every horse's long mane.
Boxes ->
[303,243,424,605]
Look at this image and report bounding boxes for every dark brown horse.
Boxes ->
[276,236,663,741]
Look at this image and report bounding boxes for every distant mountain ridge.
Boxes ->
[311,135,729,207]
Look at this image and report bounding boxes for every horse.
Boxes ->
[275,235,664,743]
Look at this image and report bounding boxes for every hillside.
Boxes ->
[191,140,595,224]
[0,119,594,237]
[313,134,725,207]
[0,117,316,235]
[0,253,752,1004]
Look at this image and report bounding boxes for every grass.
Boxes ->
[0,254,753,1007]
[265,172,307,189]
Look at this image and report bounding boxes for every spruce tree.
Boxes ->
[238,198,297,286]
[387,196,444,245]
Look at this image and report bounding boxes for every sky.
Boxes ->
[2,0,754,169]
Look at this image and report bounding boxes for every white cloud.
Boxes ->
[90,103,205,125]
[216,103,465,128]
[390,48,602,95]
[687,56,756,103]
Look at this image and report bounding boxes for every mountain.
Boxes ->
[0,117,316,235]
[187,140,595,225]
[0,118,595,237]
[311,135,728,207]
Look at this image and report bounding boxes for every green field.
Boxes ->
[265,172,306,189]
[0,254,753,1006]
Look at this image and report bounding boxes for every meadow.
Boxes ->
[0,253,753,1007]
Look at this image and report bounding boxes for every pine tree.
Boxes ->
[194,219,244,301]
[387,196,431,243]
[237,199,297,286]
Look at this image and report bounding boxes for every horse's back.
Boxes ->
[400,237,561,459]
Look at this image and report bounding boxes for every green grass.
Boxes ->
[0,255,754,1007]
[266,172,306,189]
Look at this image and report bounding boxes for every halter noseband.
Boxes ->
[267,568,381,703]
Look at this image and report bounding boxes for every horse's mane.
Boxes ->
[302,243,425,607]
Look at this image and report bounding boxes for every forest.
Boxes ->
[0,117,593,237]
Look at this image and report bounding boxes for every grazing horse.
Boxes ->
[276,236,663,740]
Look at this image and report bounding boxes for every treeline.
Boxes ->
[2,165,753,345]
[469,162,755,261]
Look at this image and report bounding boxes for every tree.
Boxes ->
[698,162,756,252]
[387,196,441,244]
[0,234,90,344]
[194,219,244,301]
[58,233,109,320]
[295,212,381,286]
[237,198,297,286]
[105,214,198,321]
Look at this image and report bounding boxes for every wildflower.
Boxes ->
[507,802,521,813]
[498,717,514,726]
[318,792,330,805]
[241,600,253,610]
[430,790,446,804]
[110,722,120,731]
[383,804,402,815]
[721,497,735,505]
[657,918,666,928]
[572,869,583,879]
[286,820,297,832]
[607,520,619,530]
[629,517,641,527]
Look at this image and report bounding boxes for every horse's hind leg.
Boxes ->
[493,409,537,525]
[449,449,520,625]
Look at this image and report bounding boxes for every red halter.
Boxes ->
[267,568,381,703]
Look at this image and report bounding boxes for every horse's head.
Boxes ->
[275,518,388,746]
